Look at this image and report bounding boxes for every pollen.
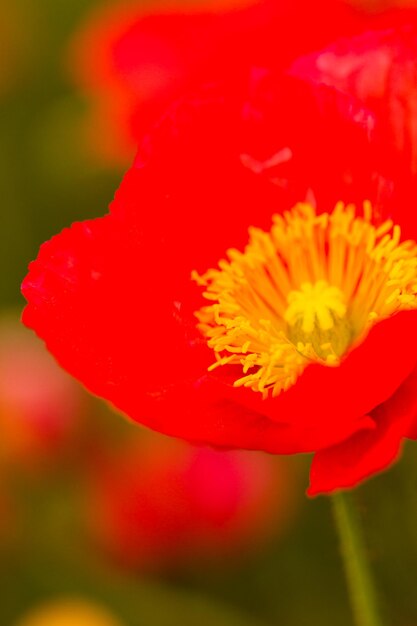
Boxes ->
[193,202,417,398]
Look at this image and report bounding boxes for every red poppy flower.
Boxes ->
[22,66,417,495]
[85,433,294,569]
[68,0,365,166]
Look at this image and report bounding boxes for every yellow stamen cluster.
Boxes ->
[193,202,417,398]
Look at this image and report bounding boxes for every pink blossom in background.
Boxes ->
[84,433,296,570]
[0,315,83,472]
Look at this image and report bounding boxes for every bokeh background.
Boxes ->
[2,0,417,624]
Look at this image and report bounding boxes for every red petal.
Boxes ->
[292,24,417,163]
[308,365,417,496]
[113,72,382,235]
[291,23,417,238]
[69,0,363,164]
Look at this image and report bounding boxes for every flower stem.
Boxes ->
[332,491,384,626]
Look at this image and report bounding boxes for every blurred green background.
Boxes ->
[2,1,417,625]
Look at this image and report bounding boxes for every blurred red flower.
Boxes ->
[22,56,417,495]
[0,315,82,472]
[68,0,365,166]
[85,433,294,569]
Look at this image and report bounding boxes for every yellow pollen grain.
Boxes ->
[193,202,417,398]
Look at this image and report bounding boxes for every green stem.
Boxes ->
[332,491,384,626]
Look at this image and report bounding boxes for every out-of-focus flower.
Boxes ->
[68,0,364,166]
[22,62,417,496]
[14,599,124,626]
[0,315,82,472]
[85,433,294,569]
